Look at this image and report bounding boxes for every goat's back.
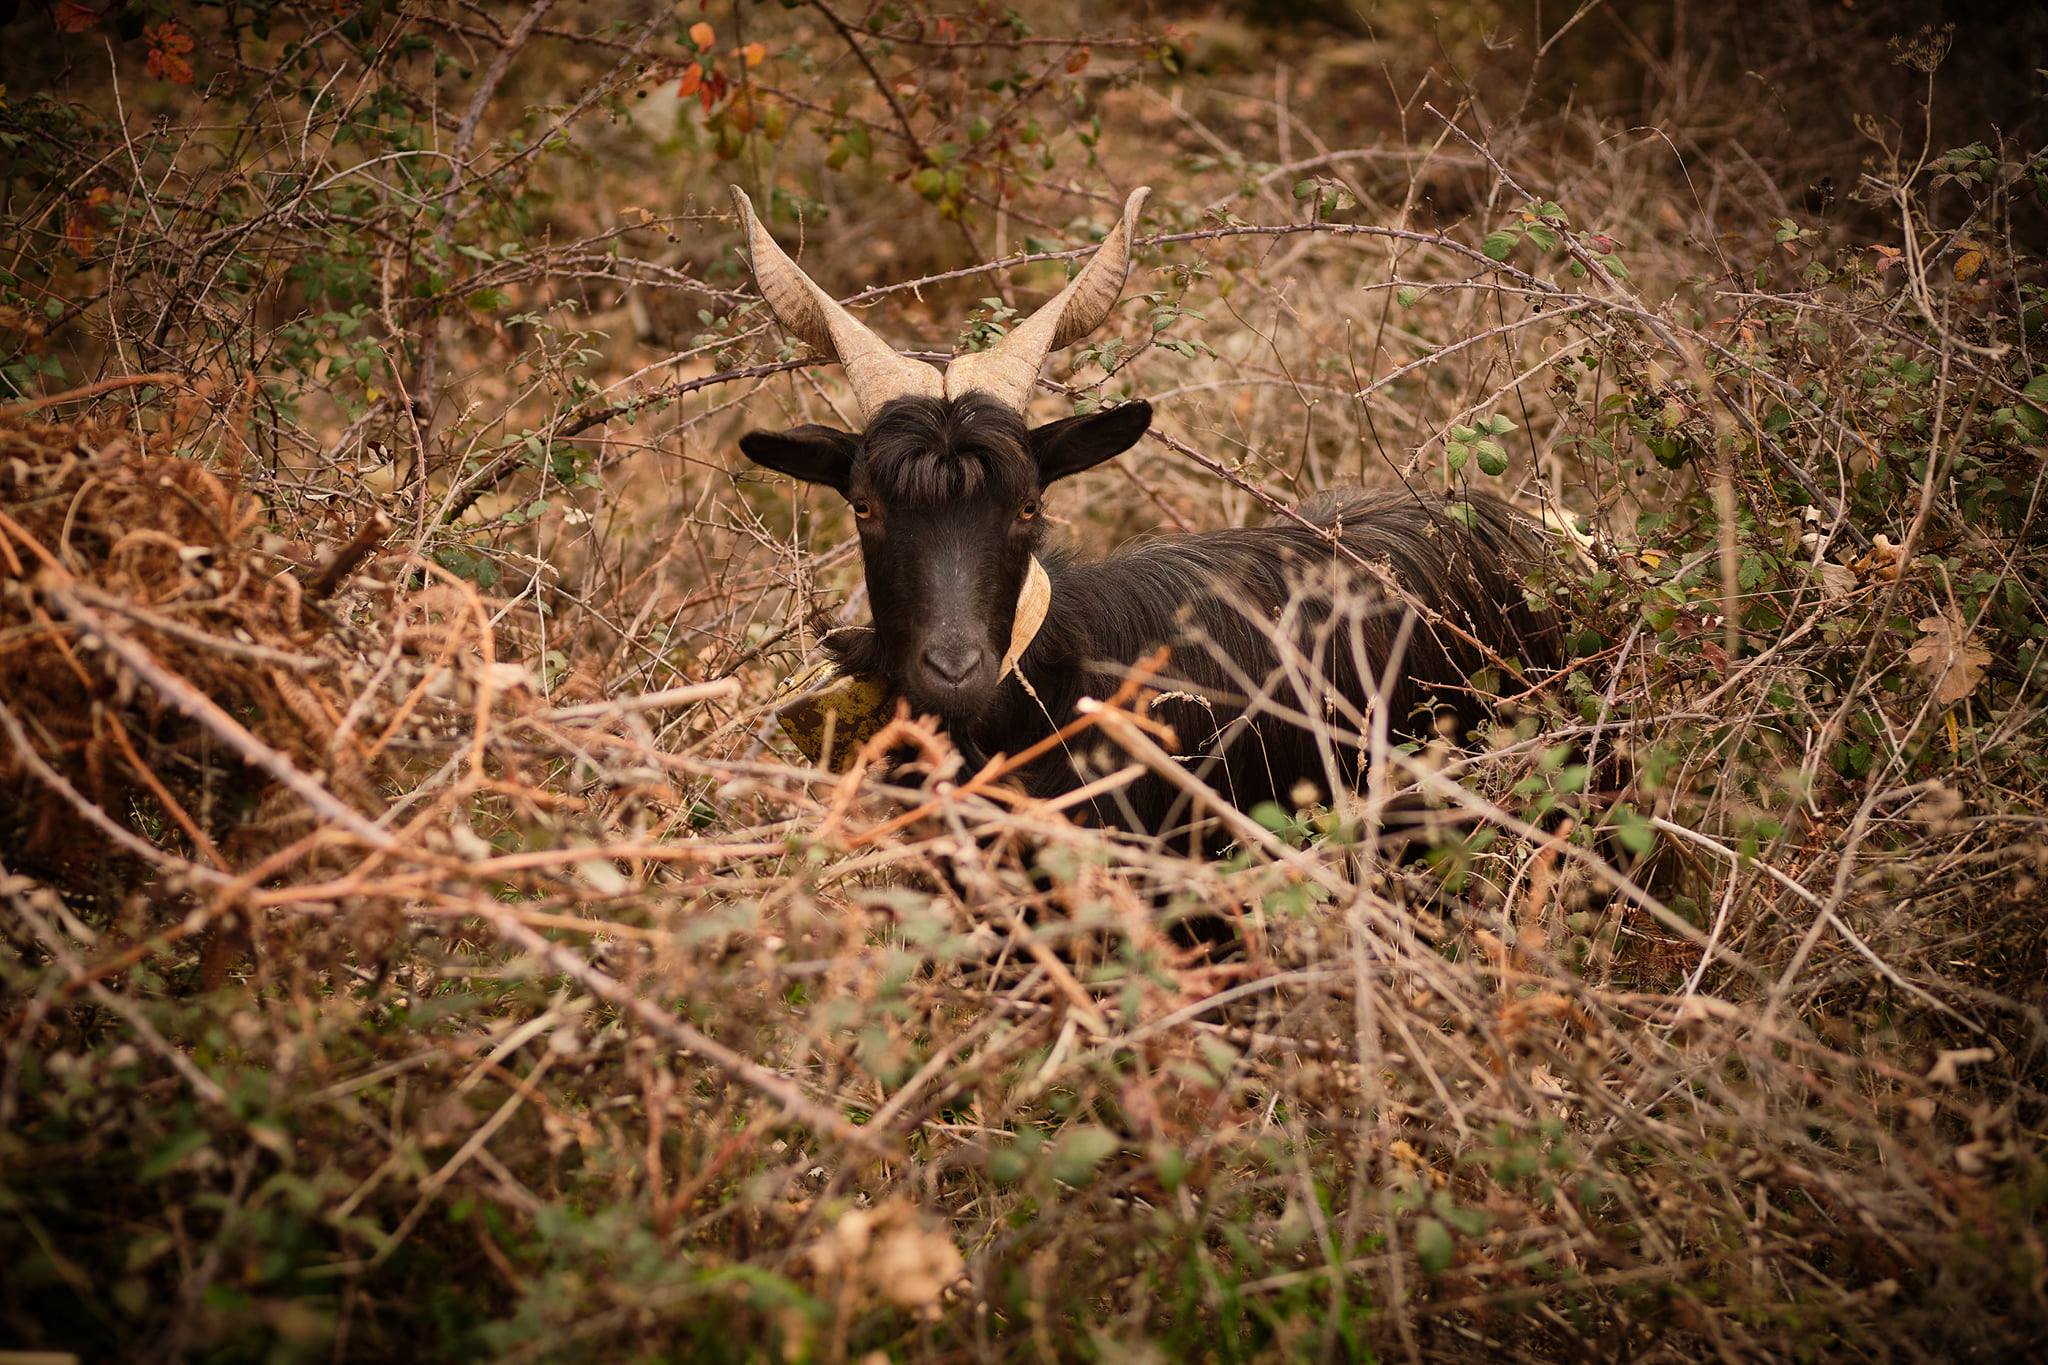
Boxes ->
[1021,486,1559,836]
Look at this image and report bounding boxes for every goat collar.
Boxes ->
[999,555,1051,680]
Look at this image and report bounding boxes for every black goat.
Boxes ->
[743,392,1559,839]
[728,185,1559,840]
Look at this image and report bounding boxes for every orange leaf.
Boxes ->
[741,41,765,68]
[1954,249,1983,281]
[1065,45,1091,74]
[147,48,195,84]
[63,211,96,256]
[689,20,715,49]
[676,62,702,98]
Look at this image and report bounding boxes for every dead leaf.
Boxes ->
[1907,610,1991,705]
[1954,249,1983,281]
[1925,1046,1995,1087]
[1000,555,1051,679]
[1815,560,1858,598]
[1851,534,1903,582]
[810,1199,963,1319]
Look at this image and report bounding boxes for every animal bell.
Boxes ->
[775,656,892,771]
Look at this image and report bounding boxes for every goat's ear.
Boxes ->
[739,425,859,494]
[1030,400,1152,484]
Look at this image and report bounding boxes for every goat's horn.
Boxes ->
[945,187,1151,410]
[729,186,942,423]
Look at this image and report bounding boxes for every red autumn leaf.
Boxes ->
[63,188,111,256]
[145,21,197,84]
[1066,45,1091,74]
[149,22,196,55]
[54,1,102,33]
[676,62,702,98]
[935,17,957,42]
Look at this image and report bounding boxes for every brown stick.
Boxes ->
[0,371,187,418]
[44,581,863,1144]
[305,511,393,599]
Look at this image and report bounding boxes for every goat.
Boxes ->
[729,186,1560,842]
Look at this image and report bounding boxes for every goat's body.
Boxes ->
[836,487,1560,841]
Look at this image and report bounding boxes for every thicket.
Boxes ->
[2,1,2045,1359]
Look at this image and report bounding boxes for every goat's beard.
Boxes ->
[897,670,1006,728]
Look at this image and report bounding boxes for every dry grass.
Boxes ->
[2,2,2045,1360]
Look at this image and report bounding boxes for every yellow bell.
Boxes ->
[774,657,892,771]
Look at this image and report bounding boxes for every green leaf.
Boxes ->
[1610,803,1655,857]
[1414,1217,1454,1274]
[1475,442,1509,476]
[141,1128,210,1181]
[2021,373,2048,427]
[1293,179,1316,200]
[1396,285,1420,308]
[1051,1126,1121,1185]
[1481,229,1519,261]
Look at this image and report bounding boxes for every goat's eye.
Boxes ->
[1018,499,1040,522]
[852,499,875,521]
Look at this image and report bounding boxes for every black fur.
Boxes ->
[743,393,1560,841]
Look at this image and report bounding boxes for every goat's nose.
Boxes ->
[920,640,984,687]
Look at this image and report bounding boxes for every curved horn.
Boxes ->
[945,186,1150,409]
[729,186,942,423]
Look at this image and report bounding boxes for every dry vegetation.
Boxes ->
[3,1,2046,1359]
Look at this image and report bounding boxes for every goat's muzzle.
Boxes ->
[910,630,996,714]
